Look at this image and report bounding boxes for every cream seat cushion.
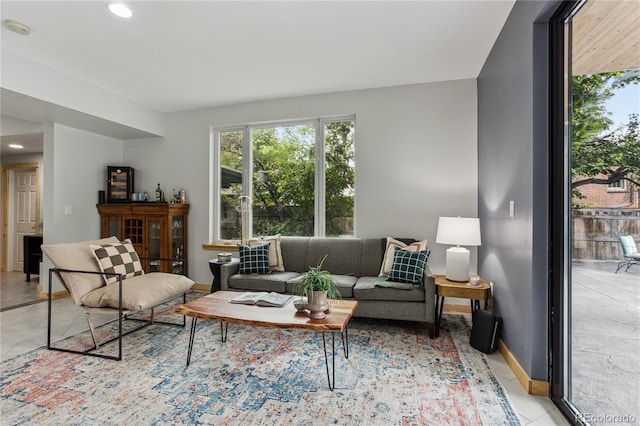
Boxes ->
[42,236,120,305]
[81,272,194,311]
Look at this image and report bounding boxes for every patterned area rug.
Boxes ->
[1,297,521,425]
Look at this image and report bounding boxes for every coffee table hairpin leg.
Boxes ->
[186,319,230,366]
[322,327,350,391]
[220,322,228,342]
[186,318,198,366]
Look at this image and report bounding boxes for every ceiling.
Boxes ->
[2,1,638,157]
[1,1,516,115]
[572,0,640,75]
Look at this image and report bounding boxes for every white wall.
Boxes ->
[125,80,479,284]
[1,49,165,137]
[42,124,124,291]
[1,115,43,136]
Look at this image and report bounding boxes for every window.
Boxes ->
[213,117,355,241]
[607,179,626,191]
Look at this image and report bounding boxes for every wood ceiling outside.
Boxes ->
[572,0,640,75]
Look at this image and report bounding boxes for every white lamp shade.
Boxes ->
[436,217,481,246]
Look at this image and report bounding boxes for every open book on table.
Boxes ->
[229,291,295,307]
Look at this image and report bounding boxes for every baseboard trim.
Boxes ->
[498,339,549,396]
[192,283,211,292]
[40,289,69,300]
[443,303,472,313]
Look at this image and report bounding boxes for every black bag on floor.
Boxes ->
[470,310,502,353]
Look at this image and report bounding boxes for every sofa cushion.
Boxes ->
[353,276,425,302]
[306,238,363,276]
[285,274,357,298]
[247,234,284,272]
[280,236,310,272]
[387,248,431,284]
[379,237,428,276]
[360,238,385,277]
[238,243,271,274]
[90,239,144,285]
[80,272,194,311]
[228,272,299,293]
[42,236,120,305]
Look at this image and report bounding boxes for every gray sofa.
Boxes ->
[219,236,435,337]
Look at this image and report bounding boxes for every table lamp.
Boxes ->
[436,217,481,282]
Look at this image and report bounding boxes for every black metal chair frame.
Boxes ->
[47,268,186,361]
[615,235,640,273]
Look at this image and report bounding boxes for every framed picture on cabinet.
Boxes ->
[106,166,134,203]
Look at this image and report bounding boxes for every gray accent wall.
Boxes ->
[478,0,559,381]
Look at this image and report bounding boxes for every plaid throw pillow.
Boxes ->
[90,239,144,285]
[386,248,431,285]
[238,242,271,274]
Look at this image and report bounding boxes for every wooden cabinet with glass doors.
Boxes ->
[97,203,189,275]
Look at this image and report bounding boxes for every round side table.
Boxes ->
[208,258,239,293]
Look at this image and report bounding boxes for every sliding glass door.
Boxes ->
[550,1,640,424]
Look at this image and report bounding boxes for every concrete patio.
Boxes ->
[571,261,639,423]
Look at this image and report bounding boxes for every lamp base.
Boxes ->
[445,246,470,282]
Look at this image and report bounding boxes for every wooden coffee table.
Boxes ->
[175,291,358,390]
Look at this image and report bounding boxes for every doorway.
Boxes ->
[2,162,41,271]
[550,1,640,424]
[1,162,42,310]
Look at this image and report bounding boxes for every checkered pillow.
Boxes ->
[386,248,431,285]
[90,239,144,285]
[238,242,271,274]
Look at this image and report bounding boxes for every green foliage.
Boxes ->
[572,71,640,195]
[293,255,341,300]
[325,122,355,236]
[251,122,354,237]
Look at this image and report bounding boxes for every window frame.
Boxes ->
[210,115,355,242]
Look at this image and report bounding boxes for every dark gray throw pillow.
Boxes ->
[238,242,271,274]
[386,248,430,284]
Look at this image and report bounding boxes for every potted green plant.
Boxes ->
[294,256,340,319]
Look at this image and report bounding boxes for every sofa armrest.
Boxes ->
[220,261,240,291]
[422,265,436,324]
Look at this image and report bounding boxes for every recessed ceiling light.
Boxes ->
[9,144,24,149]
[108,3,133,18]
[4,20,31,36]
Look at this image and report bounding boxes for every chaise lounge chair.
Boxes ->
[615,234,640,273]
[42,236,194,360]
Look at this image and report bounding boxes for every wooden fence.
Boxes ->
[573,209,640,260]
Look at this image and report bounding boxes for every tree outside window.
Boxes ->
[216,118,355,240]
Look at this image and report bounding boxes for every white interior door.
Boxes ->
[13,169,38,272]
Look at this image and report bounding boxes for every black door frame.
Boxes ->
[548,1,589,424]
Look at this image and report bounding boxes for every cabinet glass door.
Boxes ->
[171,215,185,274]
[148,219,162,272]
[108,218,120,238]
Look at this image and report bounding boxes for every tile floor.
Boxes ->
[0,271,43,311]
[0,282,570,425]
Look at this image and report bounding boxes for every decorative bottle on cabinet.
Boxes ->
[155,183,162,202]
